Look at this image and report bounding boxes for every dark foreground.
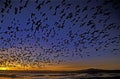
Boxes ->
[0,69,120,79]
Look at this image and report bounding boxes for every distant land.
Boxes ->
[0,68,120,73]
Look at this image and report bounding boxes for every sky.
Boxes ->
[0,0,120,71]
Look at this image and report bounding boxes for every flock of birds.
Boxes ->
[0,0,120,69]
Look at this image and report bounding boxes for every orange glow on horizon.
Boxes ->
[0,65,87,71]
[0,62,120,71]
[0,67,8,70]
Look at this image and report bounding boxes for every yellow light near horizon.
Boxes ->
[0,67,7,70]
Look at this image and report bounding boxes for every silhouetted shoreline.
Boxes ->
[0,68,120,73]
[0,68,120,79]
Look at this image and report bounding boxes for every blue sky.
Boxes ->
[0,0,120,70]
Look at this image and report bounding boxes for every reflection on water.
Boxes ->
[0,72,120,79]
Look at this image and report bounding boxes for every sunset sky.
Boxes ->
[0,0,120,71]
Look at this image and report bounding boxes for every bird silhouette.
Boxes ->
[0,0,119,69]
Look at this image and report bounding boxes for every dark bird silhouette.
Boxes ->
[0,0,119,68]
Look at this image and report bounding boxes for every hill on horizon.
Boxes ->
[0,68,120,73]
